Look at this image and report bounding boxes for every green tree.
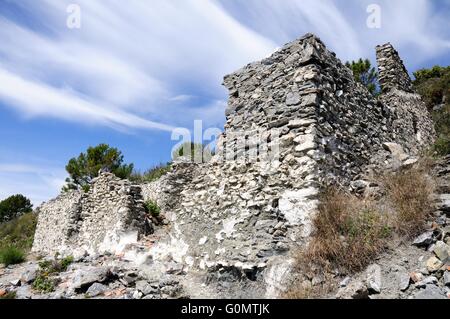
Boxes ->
[413,65,450,86]
[0,195,33,223]
[63,144,134,192]
[413,65,450,155]
[346,58,379,95]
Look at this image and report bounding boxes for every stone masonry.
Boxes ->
[138,34,435,297]
[32,173,148,256]
[32,33,435,298]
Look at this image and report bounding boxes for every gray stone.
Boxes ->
[412,231,435,248]
[414,285,446,299]
[339,277,351,288]
[71,267,110,290]
[444,272,450,286]
[14,285,33,299]
[366,264,382,294]
[382,143,409,162]
[86,282,108,297]
[135,280,159,295]
[433,241,449,262]
[398,273,411,292]
[426,257,443,273]
[415,276,438,288]
[20,266,39,284]
[286,92,301,106]
[9,279,21,287]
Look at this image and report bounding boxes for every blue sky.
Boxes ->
[0,0,449,205]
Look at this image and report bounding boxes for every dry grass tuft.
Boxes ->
[285,163,435,298]
[303,190,391,273]
[382,166,434,237]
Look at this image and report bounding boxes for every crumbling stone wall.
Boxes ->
[376,43,414,93]
[32,173,147,256]
[32,191,82,254]
[140,34,435,297]
[33,33,435,298]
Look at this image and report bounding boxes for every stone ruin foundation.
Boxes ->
[32,34,435,298]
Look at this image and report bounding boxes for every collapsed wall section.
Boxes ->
[376,43,414,93]
[376,44,435,154]
[32,191,82,254]
[32,173,147,256]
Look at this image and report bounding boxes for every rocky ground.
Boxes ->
[1,156,449,300]
[334,155,450,299]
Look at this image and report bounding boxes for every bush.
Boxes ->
[60,256,74,271]
[383,167,433,237]
[413,65,450,156]
[286,165,434,298]
[302,190,390,273]
[0,194,33,223]
[32,275,55,293]
[145,200,161,217]
[38,256,74,275]
[345,58,379,95]
[63,144,134,192]
[0,213,37,252]
[0,246,25,266]
[433,136,450,156]
[31,256,73,293]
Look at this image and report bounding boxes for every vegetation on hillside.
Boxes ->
[0,212,37,266]
[63,143,134,192]
[32,256,74,293]
[413,65,450,155]
[287,164,433,298]
[0,194,33,223]
[346,58,379,95]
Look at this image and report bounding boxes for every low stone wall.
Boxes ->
[32,191,82,254]
[32,173,147,256]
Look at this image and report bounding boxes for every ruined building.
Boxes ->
[32,34,435,298]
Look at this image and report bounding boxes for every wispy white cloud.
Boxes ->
[0,161,67,206]
[0,67,175,132]
[219,0,450,64]
[0,0,276,131]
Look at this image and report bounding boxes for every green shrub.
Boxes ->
[0,213,37,252]
[38,256,73,274]
[32,275,55,293]
[0,194,33,223]
[413,65,450,156]
[63,143,134,192]
[60,256,74,271]
[345,58,379,95]
[0,246,25,266]
[433,136,450,156]
[145,200,161,217]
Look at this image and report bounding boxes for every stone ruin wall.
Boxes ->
[32,173,147,256]
[138,34,435,296]
[32,33,436,298]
